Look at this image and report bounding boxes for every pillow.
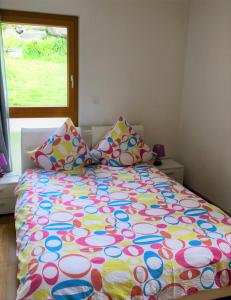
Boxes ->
[28,118,92,171]
[90,116,152,166]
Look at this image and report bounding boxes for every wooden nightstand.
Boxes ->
[155,158,184,184]
[0,172,19,214]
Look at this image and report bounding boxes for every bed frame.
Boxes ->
[20,125,231,300]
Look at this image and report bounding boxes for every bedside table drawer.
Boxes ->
[0,184,16,198]
[162,168,184,182]
[0,198,10,214]
[0,173,19,214]
[0,197,15,214]
[155,158,184,184]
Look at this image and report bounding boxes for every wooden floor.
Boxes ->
[0,214,17,300]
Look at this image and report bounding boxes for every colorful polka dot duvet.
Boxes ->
[15,164,231,300]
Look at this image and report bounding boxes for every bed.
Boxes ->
[14,126,231,300]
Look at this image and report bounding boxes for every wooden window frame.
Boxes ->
[0,9,78,125]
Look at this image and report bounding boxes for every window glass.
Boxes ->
[2,23,68,107]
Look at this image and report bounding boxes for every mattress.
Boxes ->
[15,164,231,300]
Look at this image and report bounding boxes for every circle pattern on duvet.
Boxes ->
[77,234,123,247]
[58,255,91,278]
[175,247,222,268]
[215,269,231,287]
[104,246,122,258]
[43,262,59,285]
[200,267,214,289]
[49,212,73,222]
[132,223,158,235]
[52,279,93,299]
[15,164,231,300]
[45,236,62,252]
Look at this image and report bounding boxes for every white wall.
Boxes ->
[0,0,189,157]
[178,0,231,213]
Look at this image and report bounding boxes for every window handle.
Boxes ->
[71,75,74,89]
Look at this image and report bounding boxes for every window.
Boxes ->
[0,10,78,124]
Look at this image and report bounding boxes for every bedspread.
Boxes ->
[15,164,231,300]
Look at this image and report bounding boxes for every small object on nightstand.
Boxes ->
[0,153,7,178]
[153,144,165,166]
[0,172,19,214]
